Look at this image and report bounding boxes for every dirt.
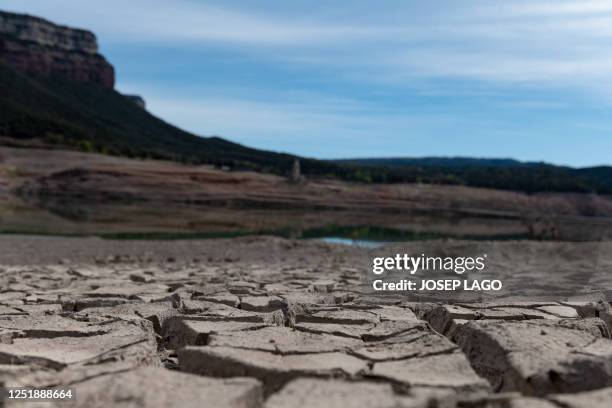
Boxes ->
[2,146,612,241]
[0,235,611,407]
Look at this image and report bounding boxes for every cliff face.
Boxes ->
[124,94,146,110]
[0,10,114,88]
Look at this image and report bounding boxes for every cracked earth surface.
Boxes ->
[0,236,611,407]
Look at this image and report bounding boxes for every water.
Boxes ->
[5,194,612,242]
[315,237,386,248]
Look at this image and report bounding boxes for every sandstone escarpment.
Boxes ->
[0,10,114,88]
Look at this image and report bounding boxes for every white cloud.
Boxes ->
[121,82,471,158]
[388,51,612,83]
[2,0,408,46]
[6,0,612,92]
[139,90,581,162]
[494,0,612,17]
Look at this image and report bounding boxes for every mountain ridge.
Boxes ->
[334,156,610,171]
[1,9,612,194]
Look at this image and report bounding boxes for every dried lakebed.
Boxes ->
[0,235,611,407]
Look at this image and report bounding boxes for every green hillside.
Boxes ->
[0,62,342,176]
[335,159,612,193]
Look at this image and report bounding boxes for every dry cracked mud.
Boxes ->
[0,235,611,407]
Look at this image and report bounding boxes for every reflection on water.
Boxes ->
[2,196,612,242]
[306,225,533,247]
[315,237,386,248]
[300,225,529,243]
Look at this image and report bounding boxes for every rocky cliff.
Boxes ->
[124,94,147,109]
[0,10,114,88]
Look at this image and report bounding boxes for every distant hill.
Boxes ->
[337,157,541,168]
[334,157,612,194]
[0,62,349,177]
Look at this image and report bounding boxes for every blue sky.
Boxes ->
[3,0,612,166]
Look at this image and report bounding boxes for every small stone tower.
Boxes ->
[290,159,304,183]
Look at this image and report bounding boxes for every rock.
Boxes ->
[505,399,558,408]
[263,283,293,295]
[0,305,26,315]
[228,281,259,295]
[425,304,563,336]
[459,393,558,408]
[0,329,21,344]
[179,346,368,395]
[535,305,580,318]
[163,317,270,349]
[453,319,612,395]
[124,94,146,110]
[46,367,262,408]
[361,320,428,342]
[369,306,420,322]
[311,280,335,293]
[297,309,379,325]
[180,300,269,322]
[281,293,335,308]
[196,293,240,308]
[265,378,434,408]
[0,319,157,369]
[81,302,180,335]
[240,296,284,312]
[0,314,112,337]
[84,283,169,298]
[128,273,154,283]
[549,386,612,408]
[595,301,612,335]
[293,322,374,339]
[61,297,132,312]
[368,351,491,397]
[425,305,478,335]
[15,303,62,314]
[208,326,363,354]
[489,307,561,320]
[0,11,115,88]
[352,329,457,361]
